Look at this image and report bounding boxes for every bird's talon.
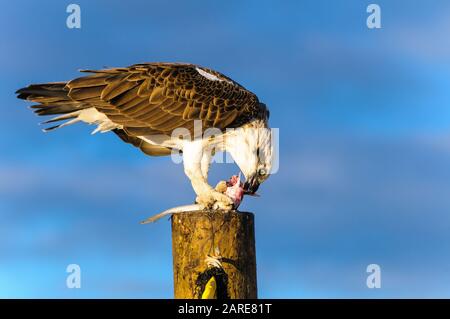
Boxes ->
[196,190,233,211]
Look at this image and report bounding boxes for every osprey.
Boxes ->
[16,63,272,212]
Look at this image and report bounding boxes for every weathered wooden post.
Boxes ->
[171,209,257,299]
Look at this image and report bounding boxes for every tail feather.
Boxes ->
[40,111,81,125]
[17,82,91,131]
[42,118,81,132]
[16,82,68,100]
[33,103,85,116]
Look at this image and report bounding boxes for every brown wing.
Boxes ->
[65,62,262,137]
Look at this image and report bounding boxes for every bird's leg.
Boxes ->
[183,141,233,210]
[200,147,212,180]
[202,147,229,194]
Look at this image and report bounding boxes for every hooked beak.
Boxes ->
[243,177,260,195]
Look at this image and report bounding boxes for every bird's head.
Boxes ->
[241,144,272,195]
[228,123,273,195]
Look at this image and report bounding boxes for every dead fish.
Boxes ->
[225,174,244,209]
[141,174,246,224]
[140,204,201,224]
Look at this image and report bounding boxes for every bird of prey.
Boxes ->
[16,62,273,212]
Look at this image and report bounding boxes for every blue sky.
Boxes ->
[1,0,450,298]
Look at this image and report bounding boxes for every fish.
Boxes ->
[225,174,244,209]
[141,174,245,224]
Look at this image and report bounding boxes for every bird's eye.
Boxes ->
[258,168,267,176]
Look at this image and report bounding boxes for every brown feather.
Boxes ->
[101,78,139,100]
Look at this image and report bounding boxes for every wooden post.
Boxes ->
[171,210,257,299]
